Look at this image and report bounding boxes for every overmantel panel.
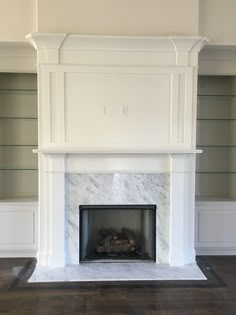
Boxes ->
[39,65,194,150]
[31,35,208,151]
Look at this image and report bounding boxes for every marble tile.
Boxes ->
[29,262,206,282]
[65,173,170,265]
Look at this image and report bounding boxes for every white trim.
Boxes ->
[0,250,37,258]
[196,248,236,255]
[33,148,202,154]
[28,34,208,53]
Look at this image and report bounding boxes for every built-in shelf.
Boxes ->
[0,145,37,147]
[0,169,38,171]
[196,75,236,201]
[196,171,236,174]
[196,196,236,203]
[0,73,38,200]
[198,94,236,97]
[197,118,236,121]
[197,145,236,147]
[0,197,38,203]
[0,117,37,120]
[0,89,37,94]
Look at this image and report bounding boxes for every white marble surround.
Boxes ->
[65,173,170,264]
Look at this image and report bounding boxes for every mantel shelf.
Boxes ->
[33,148,202,155]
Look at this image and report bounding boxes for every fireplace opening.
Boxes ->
[79,205,156,262]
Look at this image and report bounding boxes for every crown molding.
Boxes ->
[27,33,208,52]
[26,33,208,66]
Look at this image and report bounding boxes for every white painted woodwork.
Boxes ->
[169,154,196,265]
[0,201,38,257]
[196,201,236,254]
[27,34,207,152]
[27,34,207,267]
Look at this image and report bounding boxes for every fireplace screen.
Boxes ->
[79,205,156,262]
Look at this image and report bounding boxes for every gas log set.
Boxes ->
[96,228,137,255]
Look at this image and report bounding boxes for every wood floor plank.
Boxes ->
[0,256,235,314]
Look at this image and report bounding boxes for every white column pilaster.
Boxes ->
[39,154,66,267]
[169,154,196,266]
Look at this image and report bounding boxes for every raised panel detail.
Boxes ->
[198,209,236,243]
[0,210,35,246]
[65,71,171,149]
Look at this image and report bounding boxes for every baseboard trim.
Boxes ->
[196,248,236,255]
[0,250,37,258]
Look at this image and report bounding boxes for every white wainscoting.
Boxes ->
[195,201,236,255]
[0,201,38,257]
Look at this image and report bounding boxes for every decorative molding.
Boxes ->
[57,71,66,144]
[61,35,208,57]
[26,33,68,64]
[27,33,208,67]
[170,36,208,53]
[170,72,192,145]
[37,65,197,150]
[0,250,37,258]
[0,202,38,256]
[195,202,236,256]
[26,33,68,50]
[196,248,236,255]
[170,36,208,66]
[33,148,202,154]
[64,153,169,174]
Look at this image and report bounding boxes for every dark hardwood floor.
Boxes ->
[0,256,236,315]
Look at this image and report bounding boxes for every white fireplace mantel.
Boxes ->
[37,151,197,267]
[27,33,208,153]
[33,148,202,154]
[27,33,207,268]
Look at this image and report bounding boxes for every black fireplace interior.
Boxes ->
[79,205,156,262]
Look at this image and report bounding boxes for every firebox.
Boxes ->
[79,205,156,262]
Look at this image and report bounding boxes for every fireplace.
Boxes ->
[79,205,156,262]
[27,34,208,268]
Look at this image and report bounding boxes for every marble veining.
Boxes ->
[29,262,206,282]
[65,173,170,265]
